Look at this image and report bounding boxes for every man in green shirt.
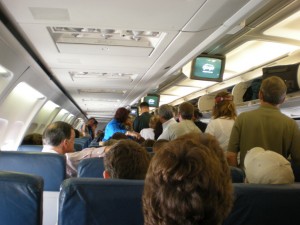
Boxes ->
[227,76,300,168]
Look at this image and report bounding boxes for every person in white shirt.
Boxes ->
[140,115,160,140]
[157,104,177,140]
[205,91,237,152]
[158,102,201,140]
[42,121,109,177]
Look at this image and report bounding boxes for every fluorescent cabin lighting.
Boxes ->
[225,40,299,74]
[264,11,300,41]
[14,82,45,99]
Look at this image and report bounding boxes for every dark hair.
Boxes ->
[141,139,156,148]
[114,107,130,123]
[212,91,237,119]
[178,102,194,120]
[43,121,73,146]
[104,139,150,179]
[260,76,287,105]
[21,133,43,145]
[111,132,128,140]
[158,104,174,120]
[154,120,163,140]
[193,108,203,119]
[74,129,80,138]
[140,102,150,108]
[143,133,233,225]
[88,117,98,125]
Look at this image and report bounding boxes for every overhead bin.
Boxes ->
[262,63,300,94]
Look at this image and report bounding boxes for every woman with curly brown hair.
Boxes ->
[205,91,237,152]
[102,107,140,141]
[143,133,233,225]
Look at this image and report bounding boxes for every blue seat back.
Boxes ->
[74,143,83,151]
[223,183,300,225]
[18,145,43,152]
[75,137,91,149]
[0,151,66,191]
[0,171,43,225]
[58,178,144,225]
[77,157,104,178]
[230,166,245,183]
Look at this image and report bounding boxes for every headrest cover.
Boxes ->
[244,147,294,184]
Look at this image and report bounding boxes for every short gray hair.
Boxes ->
[158,104,174,120]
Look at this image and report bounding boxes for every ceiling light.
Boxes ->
[79,89,127,94]
[69,71,137,81]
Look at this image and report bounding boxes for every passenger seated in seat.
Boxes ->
[42,121,114,177]
[143,133,233,225]
[244,147,294,184]
[103,139,150,179]
[21,133,43,145]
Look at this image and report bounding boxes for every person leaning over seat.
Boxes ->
[102,107,141,142]
[158,102,201,140]
[42,121,115,177]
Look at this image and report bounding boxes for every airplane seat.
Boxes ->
[74,143,83,151]
[230,166,245,183]
[75,136,91,149]
[58,178,144,225]
[0,151,66,191]
[77,157,104,178]
[17,145,43,152]
[223,183,300,225]
[0,171,43,225]
[291,163,300,182]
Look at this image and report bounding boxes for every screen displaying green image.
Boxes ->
[193,57,222,79]
[143,95,159,107]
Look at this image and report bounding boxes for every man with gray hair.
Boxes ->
[158,102,201,140]
[157,104,177,140]
[227,76,300,168]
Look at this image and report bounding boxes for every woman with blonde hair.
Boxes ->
[205,91,237,151]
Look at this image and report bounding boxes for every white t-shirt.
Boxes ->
[140,128,155,140]
[205,118,235,151]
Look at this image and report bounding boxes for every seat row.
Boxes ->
[17,136,92,152]
[1,171,300,225]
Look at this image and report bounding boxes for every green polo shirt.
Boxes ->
[228,104,300,168]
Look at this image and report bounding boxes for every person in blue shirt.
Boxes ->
[103,107,140,142]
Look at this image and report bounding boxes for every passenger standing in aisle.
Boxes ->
[157,104,177,140]
[103,107,141,141]
[205,91,237,152]
[158,102,201,140]
[227,76,300,168]
[133,102,152,133]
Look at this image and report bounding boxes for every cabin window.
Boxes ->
[0,65,13,94]
[0,82,46,150]
[28,101,61,135]
[53,109,70,122]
